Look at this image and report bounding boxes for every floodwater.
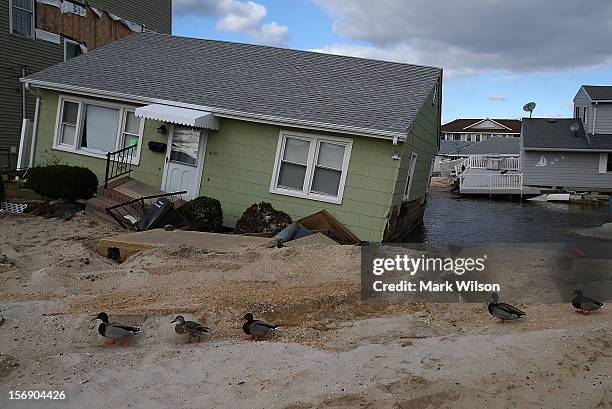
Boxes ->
[407,191,612,246]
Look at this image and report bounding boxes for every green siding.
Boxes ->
[391,78,441,205]
[31,83,441,242]
[32,89,167,188]
[200,119,398,241]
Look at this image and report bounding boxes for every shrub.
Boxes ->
[178,196,223,232]
[234,202,292,235]
[26,165,98,202]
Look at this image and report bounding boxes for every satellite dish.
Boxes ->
[522,102,536,118]
[570,122,580,134]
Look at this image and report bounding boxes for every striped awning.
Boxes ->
[135,104,220,130]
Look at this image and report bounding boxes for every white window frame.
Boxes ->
[64,38,83,61]
[403,152,418,201]
[53,95,145,165]
[9,0,35,38]
[270,130,352,204]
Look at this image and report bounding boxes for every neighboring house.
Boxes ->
[521,85,612,192]
[20,33,443,242]
[441,118,521,142]
[0,0,171,169]
[522,118,612,192]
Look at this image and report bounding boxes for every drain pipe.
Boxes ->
[25,82,40,168]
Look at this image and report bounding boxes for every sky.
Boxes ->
[172,0,612,123]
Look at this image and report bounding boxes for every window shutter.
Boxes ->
[599,153,607,174]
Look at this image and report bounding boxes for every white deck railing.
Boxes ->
[438,158,464,176]
[453,155,520,176]
[460,173,523,190]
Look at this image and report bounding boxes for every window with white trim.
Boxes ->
[10,0,34,37]
[270,131,352,204]
[54,96,144,163]
[403,152,418,200]
[64,39,83,61]
[59,100,79,146]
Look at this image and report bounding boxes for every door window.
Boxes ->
[170,127,200,166]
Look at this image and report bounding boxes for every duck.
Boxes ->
[488,292,526,324]
[171,315,209,343]
[93,312,140,347]
[571,290,603,314]
[242,313,279,341]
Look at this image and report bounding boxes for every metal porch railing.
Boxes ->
[104,144,137,189]
[105,190,187,229]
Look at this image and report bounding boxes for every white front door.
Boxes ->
[162,126,206,200]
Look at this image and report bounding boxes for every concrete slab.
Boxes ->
[99,229,272,260]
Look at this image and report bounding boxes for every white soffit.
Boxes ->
[135,104,220,130]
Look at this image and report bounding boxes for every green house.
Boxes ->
[21,32,442,242]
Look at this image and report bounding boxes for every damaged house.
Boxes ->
[20,32,442,242]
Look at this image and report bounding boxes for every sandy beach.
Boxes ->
[0,213,610,408]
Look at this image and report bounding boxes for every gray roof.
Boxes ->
[23,32,442,138]
[438,138,520,155]
[438,140,474,154]
[583,85,612,101]
[459,137,520,155]
[522,118,612,151]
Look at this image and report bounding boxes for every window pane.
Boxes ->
[311,167,341,196]
[283,137,309,164]
[65,42,83,60]
[13,0,33,10]
[317,142,345,169]
[62,101,79,124]
[12,8,32,36]
[170,127,199,166]
[61,124,76,145]
[125,112,141,134]
[80,104,120,152]
[278,163,306,190]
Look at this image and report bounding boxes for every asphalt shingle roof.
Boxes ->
[438,140,474,154]
[522,118,612,150]
[583,85,612,101]
[459,137,520,155]
[24,32,442,137]
[441,118,521,133]
[438,138,520,155]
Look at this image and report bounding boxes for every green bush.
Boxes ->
[234,202,292,235]
[178,196,223,231]
[26,165,98,202]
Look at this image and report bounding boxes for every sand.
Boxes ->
[0,212,611,408]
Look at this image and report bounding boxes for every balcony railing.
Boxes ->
[104,144,137,189]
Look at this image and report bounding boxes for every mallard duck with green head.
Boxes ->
[93,312,140,347]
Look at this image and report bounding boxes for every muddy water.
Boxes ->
[407,192,612,246]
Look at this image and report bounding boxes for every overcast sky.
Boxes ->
[173,0,612,122]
